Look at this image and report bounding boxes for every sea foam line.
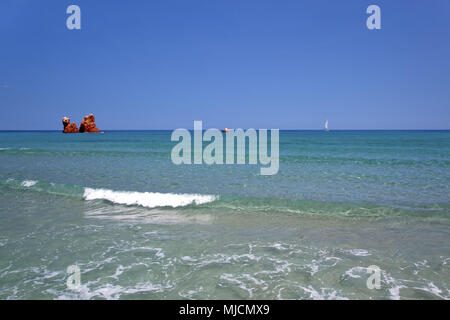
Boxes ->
[83,187,217,208]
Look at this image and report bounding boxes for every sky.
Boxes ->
[0,0,449,130]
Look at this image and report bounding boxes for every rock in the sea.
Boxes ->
[79,114,102,133]
[62,117,79,133]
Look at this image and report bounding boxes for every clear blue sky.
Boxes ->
[0,0,449,130]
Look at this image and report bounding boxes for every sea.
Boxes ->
[0,130,449,299]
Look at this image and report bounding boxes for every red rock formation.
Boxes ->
[62,117,79,133]
[79,114,102,133]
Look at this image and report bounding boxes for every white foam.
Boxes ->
[55,281,170,300]
[297,285,348,300]
[344,266,368,279]
[21,180,37,187]
[178,286,205,299]
[220,273,255,297]
[83,188,217,208]
[413,281,449,300]
[342,249,371,256]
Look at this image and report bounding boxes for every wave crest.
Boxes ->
[83,188,217,208]
[21,180,37,187]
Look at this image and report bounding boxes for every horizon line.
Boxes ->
[0,129,449,132]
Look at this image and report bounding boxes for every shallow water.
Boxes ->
[0,130,449,299]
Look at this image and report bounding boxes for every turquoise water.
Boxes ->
[0,130,449,299]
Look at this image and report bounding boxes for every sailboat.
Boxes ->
[324,120,329,131]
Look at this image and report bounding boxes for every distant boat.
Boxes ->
[324,120,329,131]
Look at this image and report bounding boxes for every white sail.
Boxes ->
[324,120,329,131]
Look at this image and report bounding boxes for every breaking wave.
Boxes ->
[21,180,37,187]
[2,178,449,219]
[1,178,217,209]
[83,188,217,208]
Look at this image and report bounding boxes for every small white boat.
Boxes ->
[324,120,329,131]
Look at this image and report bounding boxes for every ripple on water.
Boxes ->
[0,239,448,300]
